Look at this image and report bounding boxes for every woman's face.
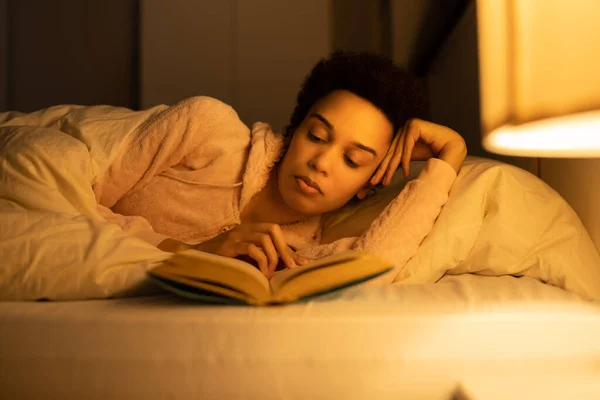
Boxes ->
[277,90,393,216]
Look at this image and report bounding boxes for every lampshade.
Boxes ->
[476,0,600,157]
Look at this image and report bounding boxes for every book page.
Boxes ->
[149,271,254,304]
[269,251,392,303]
[151,250,271,302]
[269,251,360,288]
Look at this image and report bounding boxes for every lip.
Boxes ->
[295,175,322,194]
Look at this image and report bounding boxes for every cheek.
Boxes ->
[281,136,304,164]
[327,175,368,202]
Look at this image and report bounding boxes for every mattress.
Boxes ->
[1,274,599,400]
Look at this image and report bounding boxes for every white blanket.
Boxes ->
[1,104,600,301]
[0,105,171,300]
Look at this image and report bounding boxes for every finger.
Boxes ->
[248,232,279,276]
[244,243,270,278]
[371,133,399,186]
[383,132,405,185]
[262,224,298,269]
[292,252,308,267]
[370,145,393,186]
[383,123,408,185]
[402,127,418,178]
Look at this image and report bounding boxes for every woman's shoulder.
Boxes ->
[162,96,249,142]
[173,96,239,118]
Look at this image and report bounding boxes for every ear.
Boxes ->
[355,184,373,200]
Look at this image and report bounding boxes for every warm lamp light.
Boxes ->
[476,1,600,157]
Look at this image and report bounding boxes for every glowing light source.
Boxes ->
[484,111,600,157]
[476,1,600,157]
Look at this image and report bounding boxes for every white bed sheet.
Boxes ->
[1,274,599,400]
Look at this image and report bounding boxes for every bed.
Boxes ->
[1,101,600,399]
[1,275,599,399]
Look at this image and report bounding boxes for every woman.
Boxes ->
[100,51,466,280]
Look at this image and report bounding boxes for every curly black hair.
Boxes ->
[284,50,427,141]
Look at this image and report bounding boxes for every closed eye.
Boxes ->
[344,155,358,168]
[307,131,325,142]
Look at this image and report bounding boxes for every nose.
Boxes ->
[308,147,336,175]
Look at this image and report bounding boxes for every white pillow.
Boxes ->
[321,157,600,300]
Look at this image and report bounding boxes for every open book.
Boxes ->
[148,250,393,306]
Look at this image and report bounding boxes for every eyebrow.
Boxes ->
[310,113,378,157]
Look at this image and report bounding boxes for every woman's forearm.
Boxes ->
[438,138,467,174]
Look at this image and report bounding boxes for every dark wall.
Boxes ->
[4,0,137,112]
[2,0,389,114]
[0,0,6,111]
[332,0,388,56]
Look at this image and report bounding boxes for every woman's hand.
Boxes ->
[193,223,307,279]
[370,119,467,186]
